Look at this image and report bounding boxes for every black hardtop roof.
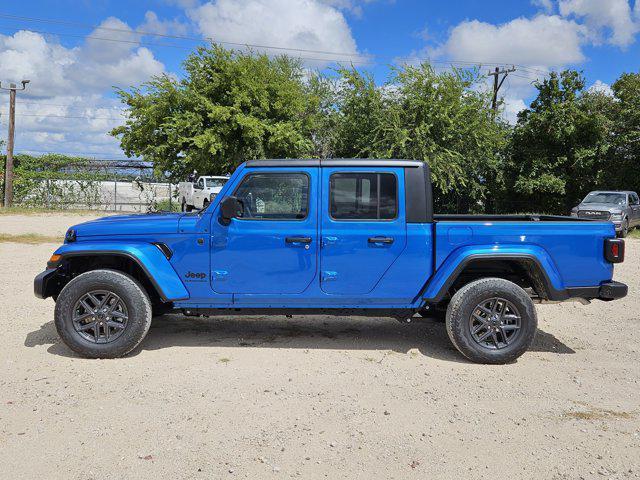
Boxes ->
[245,158,425,168]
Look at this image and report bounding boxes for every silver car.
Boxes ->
[571,190,640,237]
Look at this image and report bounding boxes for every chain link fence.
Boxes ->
[6,159,180,212]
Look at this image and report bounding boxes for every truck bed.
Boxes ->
[431,217,615,295]
[434,214,591,222]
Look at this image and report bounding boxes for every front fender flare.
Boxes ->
[54,242,190,302]
[422,245,566,302]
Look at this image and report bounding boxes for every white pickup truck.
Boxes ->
[178,176,229,212]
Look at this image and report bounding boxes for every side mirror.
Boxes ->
[219,196,243,225]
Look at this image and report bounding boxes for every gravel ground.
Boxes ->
[0,214,639,479]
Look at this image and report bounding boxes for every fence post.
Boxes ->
[168,182,172,210]
[113,176,117,212]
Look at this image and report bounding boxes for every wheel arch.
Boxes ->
[422,248,567,304]
[45,243,189,303]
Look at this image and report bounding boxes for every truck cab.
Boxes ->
[35,159,627,364]
[179,175,229,211]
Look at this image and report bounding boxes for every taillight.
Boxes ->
[604,238,624,263]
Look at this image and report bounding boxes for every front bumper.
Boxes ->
[565,281,628,302]
[34,268,58,299]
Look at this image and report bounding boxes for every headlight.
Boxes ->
[610,213,623,221]
[209,193,217,202]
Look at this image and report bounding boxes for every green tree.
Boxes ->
[112,45,319,180]
[506,70,613,213]
[608,72,640,193]
[333,63,508,212]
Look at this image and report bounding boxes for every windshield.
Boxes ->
[205,178,227,188]
[583,192,626,205]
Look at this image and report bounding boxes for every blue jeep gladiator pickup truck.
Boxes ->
[34,159,628,363]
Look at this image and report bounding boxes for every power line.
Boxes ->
[15,99,124,110]
[0,12,554,75]
[0,12,370,59]
[1,112,125,121]
[0,27,372,66]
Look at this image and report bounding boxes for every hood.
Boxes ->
[577,203,624,213]
[70,212,184,237]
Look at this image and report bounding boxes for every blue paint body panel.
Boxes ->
[50,161,620,312]
[54,241,190,301]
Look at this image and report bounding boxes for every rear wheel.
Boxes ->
[445,278,537,364]
[54,270,152,358]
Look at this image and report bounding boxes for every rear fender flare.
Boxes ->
[422,245,566,303]
[53,242,189,302]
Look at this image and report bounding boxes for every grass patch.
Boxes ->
[0,233,62,244]
[564,407,634,421]
[629,229,640,239]
[0,206,109,216]
[218,357,231,363]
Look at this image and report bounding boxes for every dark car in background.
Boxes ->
[571,191,640,237]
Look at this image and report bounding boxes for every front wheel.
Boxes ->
[54,270,152,358]
[445,278,537,364]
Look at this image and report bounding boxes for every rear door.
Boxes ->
[319,167,407,294]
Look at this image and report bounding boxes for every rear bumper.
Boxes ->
[565,281,628,302]
[34,268,58,299]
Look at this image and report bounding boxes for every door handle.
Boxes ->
[368,236,394,244]
[286,236,312,244]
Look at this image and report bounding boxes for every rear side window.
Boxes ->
[233,173,309,220]
[330,172,397,220]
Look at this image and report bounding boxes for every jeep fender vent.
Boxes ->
[152,242,173,260]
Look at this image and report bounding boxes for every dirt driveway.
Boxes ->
[1,214,639,479]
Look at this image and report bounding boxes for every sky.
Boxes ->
[0,0,638,160]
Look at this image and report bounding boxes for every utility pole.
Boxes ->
[488,66,515,113]
[1,79,30,208]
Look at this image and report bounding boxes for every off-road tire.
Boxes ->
[54,269,152,358]
[445,278,537,364]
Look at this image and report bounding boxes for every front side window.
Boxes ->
[330,172,397,220]
[630,193,639,205]
[206,178,227,188]
[233,173,309,220]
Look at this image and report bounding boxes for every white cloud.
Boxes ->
[138,11,190,37]
[432,15,586,67]
[559,0,639,47]
[188,0,360,62]
[426,14,592,123]
[0,19,166,156]
[319,0,384,17]
[502,97,528,124]
[588,79,614,96]
[532,0,554,13]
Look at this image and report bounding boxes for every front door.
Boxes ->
[320,167,407,294]
[210,168,318,295]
